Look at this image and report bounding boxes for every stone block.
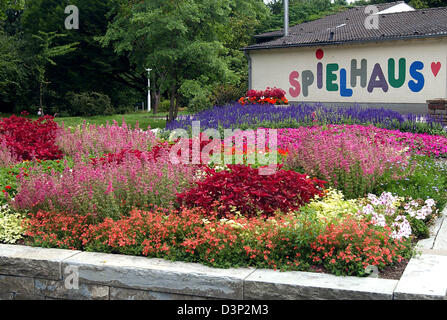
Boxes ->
[63,252,254,299]
[0,292,14,300]
[14,293,44,300]
[0,275,34,296]
[244,269,398,300]
[34,279,109,300]
[417,216,445,250]
[394,254,447,300]
[109,287,214,300]
[433,219,447,251]
[0,244,81,280]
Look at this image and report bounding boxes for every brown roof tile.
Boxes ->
[244,2,447,51]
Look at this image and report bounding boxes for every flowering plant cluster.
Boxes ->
[376,154,447,211]
[12,149,198,221]
[238,87,288,106]
[309,216,413,276]
[23,207,412,276]
[177,164,327,218]
[0,203,25,244]
[0,115,63,163]
[1,107,445,278]
[0,139,18,168]
[277,125,447,159]
[284,127,410,198]
[0,158,68,205]
[302,189,437,240]
[305,188,361,223]
[359,193,437,239]
[55,121,159,157]
[167,103,447,137]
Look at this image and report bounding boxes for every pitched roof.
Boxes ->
[244,2,447,51]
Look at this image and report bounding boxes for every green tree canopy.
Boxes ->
[1,0,356,116]
[101,0,247,119]
[0,31,29,110]
[19,0,142,114]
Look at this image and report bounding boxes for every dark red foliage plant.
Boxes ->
[176,165,327,218]
[0,115,63,161]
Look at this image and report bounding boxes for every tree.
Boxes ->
[0,0,24,21]
[19,0,143,115]
[219,0,270,90]
[32,31,78,112]
[262,0,343,32]
[101,0,237,120]
[0,31,29,112]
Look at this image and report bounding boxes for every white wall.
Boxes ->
[249,38,447,105]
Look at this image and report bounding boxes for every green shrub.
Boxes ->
[376,155,447,210]
[303,188,361,223]
[66,91,115,116]
[210,84,246,106]
[114,105,134,115]
[179,80,211,113]
[158,99,171,113]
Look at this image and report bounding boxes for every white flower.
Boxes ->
[409,200,419,208]
[406,209,416,218]
[362,204,374,215]
[367,194,380,206]
[425,199,436,208]
[371,213,386,227]
[391,215,412,239]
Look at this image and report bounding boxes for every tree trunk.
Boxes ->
[39,81,43,112]
[168,84,176,122]
[174,92,179,120]
[153,90,160,115]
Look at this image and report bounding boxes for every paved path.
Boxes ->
[395,205,447,299]
[417,205,447,253]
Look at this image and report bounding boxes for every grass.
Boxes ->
[0,111,191,130]
[54,113,167,129]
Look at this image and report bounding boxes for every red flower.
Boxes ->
[239,87,287,106]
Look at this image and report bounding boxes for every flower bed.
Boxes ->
[238,87,289,106]
[166,103,447,136]
[21,190,438,276]
[0,115,63,163]
[0,112,446,278]
[277,125,447,158]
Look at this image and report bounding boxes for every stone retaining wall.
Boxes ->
[1,206,446,300]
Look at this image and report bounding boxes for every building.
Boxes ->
[243,1,447,113]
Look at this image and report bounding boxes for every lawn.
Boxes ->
[0,111,193,130]
[54,112,168,129]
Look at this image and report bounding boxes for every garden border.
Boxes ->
[0,206,446,300]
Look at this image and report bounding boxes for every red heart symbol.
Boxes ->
[431,62,441,77]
